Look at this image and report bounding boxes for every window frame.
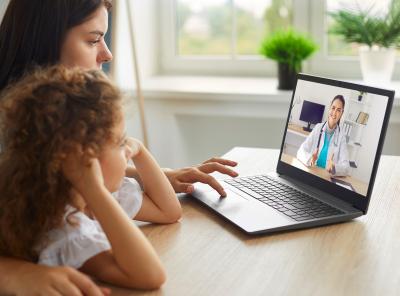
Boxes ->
[159,0,309,76]
[159,0,400,79]
[310,0,400,80]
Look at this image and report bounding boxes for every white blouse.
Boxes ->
[37,177,143,269]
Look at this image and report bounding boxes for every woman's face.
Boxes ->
[60,6,113,70]
[99,113,133,193]
[328,99,344,129]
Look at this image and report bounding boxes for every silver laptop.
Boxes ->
[191,74,394,234]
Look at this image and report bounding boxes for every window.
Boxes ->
[159,0,399,79]
[177,0,292,56]
[160,0,307,76]
[326,0,394,57]
[309,0,400,79]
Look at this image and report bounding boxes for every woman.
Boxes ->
[0,0,238,294]
[296,95,350,176]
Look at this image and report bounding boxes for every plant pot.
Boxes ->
[278,63,298,90]
[359,45,396,85]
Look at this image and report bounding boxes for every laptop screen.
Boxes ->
[280,76,393,200]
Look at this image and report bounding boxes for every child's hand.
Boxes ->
[62,149,105,197]
[126,137,143,158]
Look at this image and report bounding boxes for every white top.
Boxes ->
[296,122,350,176]
[37,177,143,269]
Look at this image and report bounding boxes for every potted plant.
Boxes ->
[329,1,400,83]
[259,28,318,90]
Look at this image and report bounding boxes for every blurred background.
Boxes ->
[1,0,399,168]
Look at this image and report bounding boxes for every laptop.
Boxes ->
[191,73,394,234]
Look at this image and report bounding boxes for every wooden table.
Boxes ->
[108,147,400,296]
[281,153,368,195]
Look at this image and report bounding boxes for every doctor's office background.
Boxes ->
[284,80,387,183]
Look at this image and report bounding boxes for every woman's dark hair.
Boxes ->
[331,95,345,125]
[0,0,112,91]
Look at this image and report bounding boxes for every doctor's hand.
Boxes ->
[311,149,319,166]
[327,153,336,175]
[164,158,238,197]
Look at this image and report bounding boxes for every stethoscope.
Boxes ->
[316,121,340,152]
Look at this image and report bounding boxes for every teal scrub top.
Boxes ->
[316,132,332,169]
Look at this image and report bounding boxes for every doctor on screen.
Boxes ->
[297,95,350,176]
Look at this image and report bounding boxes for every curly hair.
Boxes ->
[0,65,122,261]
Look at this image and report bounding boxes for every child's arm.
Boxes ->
[127,138,182,224]
[63,155,166,289]
[0,257,108,296]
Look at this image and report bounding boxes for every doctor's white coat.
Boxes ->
[296,122,350,176]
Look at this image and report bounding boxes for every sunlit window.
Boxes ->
[176,0,292,57]
[326,0,393,56]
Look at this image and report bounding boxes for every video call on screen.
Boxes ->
[281,79,389,197]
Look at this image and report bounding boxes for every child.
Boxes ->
[0,66,181,289]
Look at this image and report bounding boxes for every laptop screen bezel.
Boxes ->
[277,73,394,213]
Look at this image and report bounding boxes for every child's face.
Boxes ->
[99,116,133,193]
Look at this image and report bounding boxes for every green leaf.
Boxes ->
[328,0,400,48]
[259,28,318,71]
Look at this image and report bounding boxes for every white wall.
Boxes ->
[108,1,400,172]
[290,79,352,128]
[110,0,160,146]
[111,0,159,90]
[123,89,292,169]
[352,93,388,181]
[123,85,400,171]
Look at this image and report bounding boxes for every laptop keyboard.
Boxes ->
[224,175,344,222]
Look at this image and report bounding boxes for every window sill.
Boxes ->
[136,75,400,105]
[139,75,292,102]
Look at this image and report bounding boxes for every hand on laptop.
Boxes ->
[164,157,238,197]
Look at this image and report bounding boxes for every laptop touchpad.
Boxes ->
[192,183,249,206]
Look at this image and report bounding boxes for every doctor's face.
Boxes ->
[328,99,344,128]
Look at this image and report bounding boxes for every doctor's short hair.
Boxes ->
[331,95,345,110]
